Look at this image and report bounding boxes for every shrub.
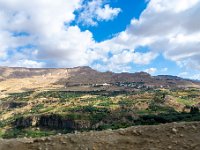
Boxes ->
[190,106,199,114]
[98,101,113,107]
[31,104,44,113]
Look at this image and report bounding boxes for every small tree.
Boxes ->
[190,106,199,114]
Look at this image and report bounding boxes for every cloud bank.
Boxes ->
[0,0,200,78]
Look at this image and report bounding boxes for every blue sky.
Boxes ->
[0,0,200,79]
[78,0,148,42]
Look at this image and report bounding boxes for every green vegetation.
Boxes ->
[0,91,33,102]
[31,104,45,113]
[153,91,167,103]
[176,98,196,106]
[98,101,113,107]
[118,99,134,107]
[35,91,82,99]
[98,122,131,130]
[9,91,33,98]
[0,88,200,138]
[1,128,57,139]
[134,112,200,125]
[148,102,176,113]
[68,105,110,114]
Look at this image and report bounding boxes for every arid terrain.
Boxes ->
[0,121,200,150]
[0,66,200,149]
[1,0,200,149]
[0,66,200,94]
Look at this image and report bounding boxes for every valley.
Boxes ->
[0,67,200,139]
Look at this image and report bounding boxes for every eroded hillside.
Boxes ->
[0,66,200,95]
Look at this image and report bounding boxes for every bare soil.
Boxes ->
[0,121,200,150]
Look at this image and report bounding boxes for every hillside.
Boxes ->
[0,121,200,150]
[0,66,199,94]
[1,66,200,143]
[0,84,200,139]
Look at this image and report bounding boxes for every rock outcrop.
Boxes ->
[14,114,91,130]
[0,101,27,111]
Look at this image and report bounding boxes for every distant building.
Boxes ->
[102,83,110,86]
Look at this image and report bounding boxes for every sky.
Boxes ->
[0,0,200,79]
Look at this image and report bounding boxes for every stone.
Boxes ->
[57,133,62,136]
[168,146,172,149]
[46,137,52,141]
[38,147,42,150]
[172,128,178,134]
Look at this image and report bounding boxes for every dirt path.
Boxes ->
[0,121,200,150]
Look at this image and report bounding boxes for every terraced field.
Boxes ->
[0,88,200,138]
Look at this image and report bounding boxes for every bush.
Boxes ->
[31,104,44,113]
[118,100,133,107]
[69,105,110,113]
[134,112,200,125]
[149,103,175,113]
[35,91,82,99]
[2,128,56,139]
[98,101,113,107]
[153,91,167,103]
[190,106,199,114]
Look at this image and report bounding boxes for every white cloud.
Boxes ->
[161,68,168,72]
[191,74,200,80]
[133,52,158,65]
[0,0,200,77]
[92,63,132,73]
[0,0,98,68]
[37,26,96,67]
[1,59,44,68]
[90,50,158,72]
[130,0,200,70]
[97,0,200,73]
[144,68,157,74]
[108,50,157,65]
[0,0,82,34]
[78,0,121,26]
[96,4,121,21]
[148,0,199,13]
[178,72,189,78]
[178,72,200,80]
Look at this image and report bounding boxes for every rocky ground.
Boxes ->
[0,121,200,150]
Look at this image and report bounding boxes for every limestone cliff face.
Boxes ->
[39,115,91,130]
[14,115,91,130]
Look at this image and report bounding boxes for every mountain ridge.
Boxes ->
[0,66,192,80]
[0,66,199,94]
